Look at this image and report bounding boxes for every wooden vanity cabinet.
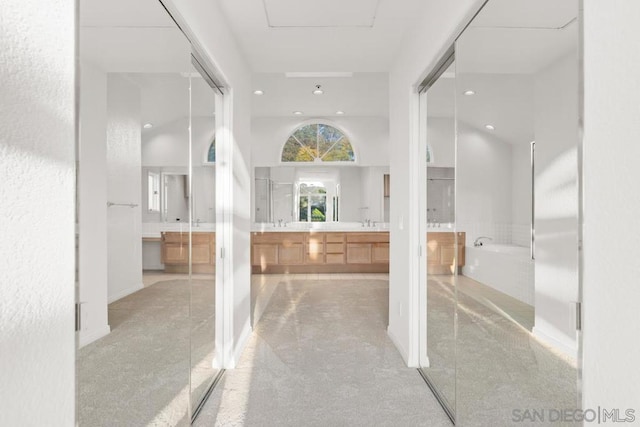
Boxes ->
[161,231,215,274]
[251,231,389,274]
[426,232,465,274]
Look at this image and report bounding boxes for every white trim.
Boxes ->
[417,90,429,367]
[108,283,143,304]
[215,89,234,370]
[405,85,423,368]
[78,324,111,348]
[532,327,578,359]
[214,90,226,370]
[387,326,416,367]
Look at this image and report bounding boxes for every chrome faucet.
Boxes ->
[474,236,493,247]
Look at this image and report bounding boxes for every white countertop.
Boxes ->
[142,222,215,238]
[142,222,393,238]
[251,222,390,233]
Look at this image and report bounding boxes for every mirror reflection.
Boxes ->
[420,60,458,417]
[459,0,579,423]
[76,0,220,423]
[254,166,390,225]
[419,0,580,423]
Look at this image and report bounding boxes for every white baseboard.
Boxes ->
[229,322,253,369]
[532,326,577,358]
[387,326,410,366]
[79,324,111,348]
[419,356,431,369]
[108,283,144,304]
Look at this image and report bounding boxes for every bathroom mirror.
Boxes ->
[142,166,215,224]
[254,165,389,224]
[162,172,189,223]
[453,0,580,424]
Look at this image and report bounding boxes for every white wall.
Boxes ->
[106,74,143,302]
[78,60,111,346]
[339,167,363,222]
[457,125,513,247]
[427,117,456,168]
[142,116,214,167]
[0,0,75,424]
[252,116,389,167]
[388,0,484,365]
[511,142,532,247]
[141,117,216,225]
[141,118,189,167]
[582,0,640,412]
[532,53,579,356]
[168,0,254,367]
[360,166,390,223]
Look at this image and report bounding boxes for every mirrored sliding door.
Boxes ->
[76,0,222,424]
[188,67,221,414]
[454,0,580,424]
[419,58,458,421]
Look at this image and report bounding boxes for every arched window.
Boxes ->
[281,124,355,163]
[206,138,215,163]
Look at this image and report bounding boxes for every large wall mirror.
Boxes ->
[254,165,390,225]
[76,0,222,424]
[419,0,581,423]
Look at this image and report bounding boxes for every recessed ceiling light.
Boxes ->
[464,90,476,96]
[253,90,264,95]
[143,123,153,129]
[312,85,324,95]
[336,111,345,115]
[485,124,495,131]
[293,111,303,115]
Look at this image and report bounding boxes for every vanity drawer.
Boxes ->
[326,243,345,254]
[346,233,389,243]
[325,233,345,243]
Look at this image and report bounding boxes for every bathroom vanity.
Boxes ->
[160,231,216,274]
[426,231,466,274]
[251,230,389,274]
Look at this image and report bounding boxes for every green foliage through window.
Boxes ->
[282,124,355,162]
[298,183,327,222]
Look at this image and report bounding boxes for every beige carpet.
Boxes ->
[421,274,578,426]
[77,278,219,427]
[194,279,452,427]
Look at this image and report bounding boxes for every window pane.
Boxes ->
[321,139,355,161]
[281,124,355,163]
[207,140,215,162]
[299,196,309,221]
[310,195,326,222]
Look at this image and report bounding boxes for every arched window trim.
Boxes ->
[280,120,358,165]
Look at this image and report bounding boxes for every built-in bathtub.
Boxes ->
[462,244,534,305]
